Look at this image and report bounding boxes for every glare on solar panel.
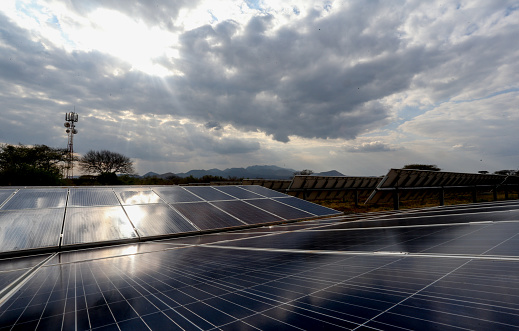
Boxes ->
[0,189,67,210]
[63,206,138,246]
[124,204,198,237]
[0,208,64,253]
[68,188,120,207]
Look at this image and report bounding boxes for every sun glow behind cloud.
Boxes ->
[3,1,180,76]
[74,8,179,76]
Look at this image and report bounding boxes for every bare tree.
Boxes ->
[402,164,441,171]
[294,169,314,176]
[79,150,134,175]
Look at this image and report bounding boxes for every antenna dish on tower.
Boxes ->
[64,111,79,179]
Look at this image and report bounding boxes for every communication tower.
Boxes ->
[64,112,79,179]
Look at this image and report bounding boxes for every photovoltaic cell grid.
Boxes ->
[367,168,510,204]
[0,189,67,210]
[2,199,519,330]
[0,189,15,207]
[241,179,292,191]
[288,175,382,201]
[0,186,341,255]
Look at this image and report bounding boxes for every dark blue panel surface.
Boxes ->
[0,254,50,272]
[239,185,288,198]
[1,192,519,330]
[211,200,283,224]
[3,246,518,330]
[172,202,245,230]
[214,186,264,199]
[246,198,314,220]
[153,187,202,203]
[273,197,342,216]
[215,222,519,257]
[183,186,236,201]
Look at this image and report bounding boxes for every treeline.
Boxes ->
[1,143,517,186]
[0,143,242,186]
[75,174,242,186]
[0,144,67,186]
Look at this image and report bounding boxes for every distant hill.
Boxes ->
[313,170,345,176]
[142,171,160,178]
[141,165,345,180]
[176,165,297,180]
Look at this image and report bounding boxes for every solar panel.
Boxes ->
[0,189,67,210]
[212,186,263,199]
[0,189,16,207]
[273,196,342,216]
[245,198,315,219]
[210,200,284,224]
[239,185,288,198]
[171,202,245,230]
[62,206,138,246]
[0,208,64,253]
[366,169,508,205]
[1,199,519,329]
[124,204,198,237]
[115,188,163,205]
[241,179,292,191]
[68,188,120,207]
[0,186,343,257]
[152,186,202,203]
[183,186,236,201]
[288,175,381,201]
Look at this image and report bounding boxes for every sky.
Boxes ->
[0,0,518,176]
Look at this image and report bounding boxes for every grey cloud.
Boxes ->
[1,2,518,174]
[204,121,222,130]
[210,138,260,154]
[168,4,439,142]
[346,141,397,153]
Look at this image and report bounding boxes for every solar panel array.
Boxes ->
[241,179,292,191]
[2,199,519,329]
[366,169,509,204]
[287,175,381,201]
[0,185,341,257]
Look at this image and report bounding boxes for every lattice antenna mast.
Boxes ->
[64,111,79,179]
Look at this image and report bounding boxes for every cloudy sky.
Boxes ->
[1,0,518,176]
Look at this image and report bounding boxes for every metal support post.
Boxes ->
[439,188,445,206]
[393,189,400,210]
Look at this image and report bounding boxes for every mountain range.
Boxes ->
[141,165,344,180]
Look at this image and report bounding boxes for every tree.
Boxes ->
[494,170,517,176]
[402,164,441,171]
[79,150,134,176]
[294,169,314,176]
[0,144,68,185]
